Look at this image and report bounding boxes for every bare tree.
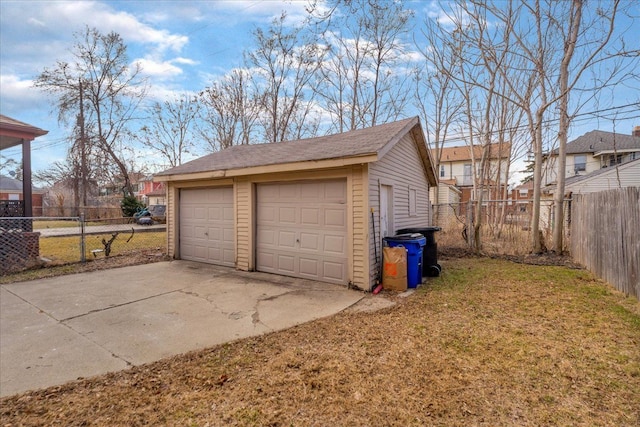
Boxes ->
[34,26,147,197]
[246,13,327,143]
[198,69,262,151]
[414,13,465,223]
[140,93,200,168]
[423,0,636,254]
[550,0,635,253]
[313,0,413,132]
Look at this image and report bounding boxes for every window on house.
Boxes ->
[609,154,623,166]
[631,152,638,161]
[519,189,528,197]
[440,165,445,178]
[409,187,417,217]
[574,155,586,172]
[463,164,472,185]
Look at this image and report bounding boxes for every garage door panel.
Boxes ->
[278,231,296,248]
[324,235,346,254]
[256,181,348,284]
[223,228,235,243]
[325,208,346,227]
[277,254,295,273]
[258,206,276,223]
[299,233,319,251]
[180,187,234,267]
[299,257,319,276]
[323,261,345,281]
[300,208,319,225]
[223,206,234,220]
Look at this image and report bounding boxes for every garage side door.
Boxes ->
[257,180,348,284]
[180,187,234,266]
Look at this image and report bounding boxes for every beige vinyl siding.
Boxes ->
[235,177,251,271]
[167,184,178,258]
[567,161,640,194]
[350,164,368,289]
[368,133,432,287]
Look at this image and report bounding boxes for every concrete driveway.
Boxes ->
[0,261,364,397]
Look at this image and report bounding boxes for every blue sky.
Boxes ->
[1,0,316,172]
[1,0,639,180]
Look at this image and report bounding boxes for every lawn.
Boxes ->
[38,232,166,263]
[1,257,639,426]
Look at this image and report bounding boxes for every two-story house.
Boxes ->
[542,127,640,186]
[435,142,512,206]
[137,175,165,205]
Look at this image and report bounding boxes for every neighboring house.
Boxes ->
[509,180,534,214]
[436,142,511,205]
[0,114,48,219]
[98,172,145,198]
[0,115,48,273]
[145,185,166,206]
[0,175,46,216]
[138,175,165,204]
[542,127,640,186]
[155,117,438,290]
[429,179,461,228]
[547,157,640,196]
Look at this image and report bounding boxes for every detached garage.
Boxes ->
[155,116,437,291]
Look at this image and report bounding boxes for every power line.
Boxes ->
[434,102,640,146]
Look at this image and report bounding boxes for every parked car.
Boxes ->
[148,205,166,223]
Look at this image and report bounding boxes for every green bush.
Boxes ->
[121,195,144,217]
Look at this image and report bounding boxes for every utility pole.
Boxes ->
[79,79,88,213]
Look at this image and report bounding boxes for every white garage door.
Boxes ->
[180,187,234,266]
[256,180,348,284]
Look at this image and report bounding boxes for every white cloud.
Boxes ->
[0,74,48,113]
[135,58,183,79]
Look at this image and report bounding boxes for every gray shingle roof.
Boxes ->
[0,175,44,192]
[157,117,420,177]
[556,130,640,155]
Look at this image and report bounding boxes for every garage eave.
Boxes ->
[154,154,378,183]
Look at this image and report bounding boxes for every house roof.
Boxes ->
[146,187,166,197]
[550,130,640,155]
[437,142,511,163]
[512,180,534,191]
[156,117,437,185]
[0,114,48,150]
[0,175,45,194]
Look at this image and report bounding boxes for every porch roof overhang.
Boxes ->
[0,115,48,150]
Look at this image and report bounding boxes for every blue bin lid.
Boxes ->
[384,234,426,246]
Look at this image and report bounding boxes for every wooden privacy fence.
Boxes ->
[570,187,640,299]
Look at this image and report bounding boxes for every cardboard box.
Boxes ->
[382,246,408,291]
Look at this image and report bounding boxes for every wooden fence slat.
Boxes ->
[570,187,639,300]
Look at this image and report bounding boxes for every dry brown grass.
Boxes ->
[37,232,166,264]
[1,257,639,426]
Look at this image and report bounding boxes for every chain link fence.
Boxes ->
[1,216,166,275]
[432,199,564,256]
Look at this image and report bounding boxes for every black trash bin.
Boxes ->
[396,227,441,277]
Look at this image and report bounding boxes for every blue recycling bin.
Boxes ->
[383,234,426,288]
[396,227,442,277]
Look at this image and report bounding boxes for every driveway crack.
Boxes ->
[60,290,180,322]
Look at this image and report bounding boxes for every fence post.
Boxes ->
[80,213,86,263]
[466,200,474,249]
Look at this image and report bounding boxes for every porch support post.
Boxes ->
[21,138,33,230]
